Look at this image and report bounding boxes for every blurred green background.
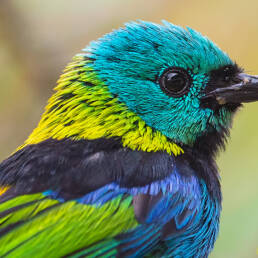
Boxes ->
[0,0,258,257]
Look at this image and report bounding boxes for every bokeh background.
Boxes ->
[0,0,258,257]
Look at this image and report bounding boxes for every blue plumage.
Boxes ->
[1,21,258,257]
[43,153,220,257]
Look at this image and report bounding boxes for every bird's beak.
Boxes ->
[201,73,258,105]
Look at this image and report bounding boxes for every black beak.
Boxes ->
[201,73,258,106]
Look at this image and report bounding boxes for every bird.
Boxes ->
[0,20,258,258]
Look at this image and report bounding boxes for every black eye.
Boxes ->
[159,67,191,97]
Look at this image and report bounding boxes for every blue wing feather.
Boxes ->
[42,169,204,257]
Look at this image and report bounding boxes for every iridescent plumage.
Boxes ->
[0,21,257,257]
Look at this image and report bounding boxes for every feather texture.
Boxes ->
[0,21,238,257]
[0,138,221,257]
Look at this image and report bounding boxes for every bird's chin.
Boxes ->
[200,98,241,115]
[222,102,242,113]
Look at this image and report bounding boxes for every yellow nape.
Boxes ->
[20,55,184,156]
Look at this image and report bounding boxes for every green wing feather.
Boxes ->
[0,192,138,257]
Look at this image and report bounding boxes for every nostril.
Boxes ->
[236,73,252,84]
[236,73,258,85]
[243,77,251,84]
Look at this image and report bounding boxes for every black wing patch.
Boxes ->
[0,138,175,199]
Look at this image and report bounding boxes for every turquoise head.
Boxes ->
[85,20,242,146]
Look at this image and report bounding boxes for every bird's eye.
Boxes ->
[159,67,191,97]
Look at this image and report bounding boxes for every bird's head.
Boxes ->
[24,21,258,156]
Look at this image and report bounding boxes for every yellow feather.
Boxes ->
[19,55,184,156]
